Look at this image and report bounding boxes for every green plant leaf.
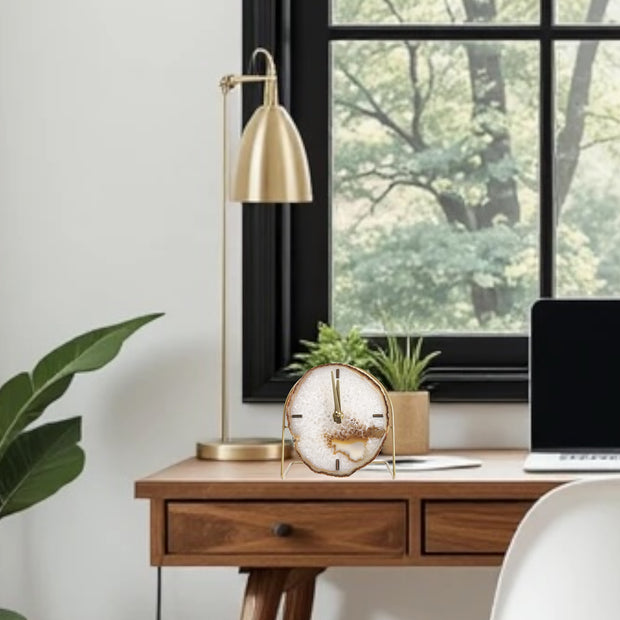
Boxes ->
[287,322,376,374]
[0,313,163,459]
[0,609,27,620]
[0,417,84,519]
[371,336,441,391]
[32,313,164,389]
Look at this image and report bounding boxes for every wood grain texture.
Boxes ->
[167,501,406,556]
[149,499,165,565]
[424,500,533,554]
[239,569,288,620]
[135,450,574,500]
[135,451,590,619]
[135,451,580,568]
[158,551,503,567]
[282,569,323,620]
[237,567,324,620]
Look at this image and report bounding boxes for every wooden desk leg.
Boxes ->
[239,568,289,620]
[282,568,325,620]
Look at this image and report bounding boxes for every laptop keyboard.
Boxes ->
[559,453,620,461]
[524,452,620,472]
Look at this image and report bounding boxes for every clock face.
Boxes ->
[284,363,391,477]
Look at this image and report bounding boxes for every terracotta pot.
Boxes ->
[381,391,429,456]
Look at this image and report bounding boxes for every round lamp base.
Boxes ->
[196,437,292,461]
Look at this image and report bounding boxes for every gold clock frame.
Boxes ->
[280,368,396,479]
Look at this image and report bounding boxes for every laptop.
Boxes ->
[524,298,620,472]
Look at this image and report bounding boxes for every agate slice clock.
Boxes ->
[284,363,392,477]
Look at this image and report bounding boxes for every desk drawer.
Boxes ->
[167,501,406,556]
[423,500,533,554]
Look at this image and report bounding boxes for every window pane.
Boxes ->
[555,41,620,297]
[556,1,620,24]
[331,40,539,334]
[331,0,539,25]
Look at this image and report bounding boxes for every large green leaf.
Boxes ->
[0,609,27,620]
[0,313,162,458]
[0,417,84,519]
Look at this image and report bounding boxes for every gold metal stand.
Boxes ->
[196,47,310,462]
[197,438,292,461]
[280,402,396,479]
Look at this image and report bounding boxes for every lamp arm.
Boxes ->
[220,74,275,92]
[220,47,279,105]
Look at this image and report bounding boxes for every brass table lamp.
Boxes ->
[196,48,312,461]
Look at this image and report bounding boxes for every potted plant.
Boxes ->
[371,335,440,455]
[0,313,162,620]
[286,322,376,374]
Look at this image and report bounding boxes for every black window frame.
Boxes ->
[242,0,620,404]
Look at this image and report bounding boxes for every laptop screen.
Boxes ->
[531,299,620,451]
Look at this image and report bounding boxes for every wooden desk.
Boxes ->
[135,450,578,620]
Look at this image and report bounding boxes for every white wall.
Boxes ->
[0,1,529,618]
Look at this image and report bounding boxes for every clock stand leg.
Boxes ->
[238,567,326,620]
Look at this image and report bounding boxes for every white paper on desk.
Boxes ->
[364,454,482,471]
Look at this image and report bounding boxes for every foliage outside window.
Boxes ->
[331,0,620,336]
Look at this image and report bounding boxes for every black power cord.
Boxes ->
[156,566,162,620]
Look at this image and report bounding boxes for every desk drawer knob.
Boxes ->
[271,522,293,537]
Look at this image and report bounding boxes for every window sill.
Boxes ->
[243,367,528,403]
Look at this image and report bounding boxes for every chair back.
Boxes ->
[490,476,620,620]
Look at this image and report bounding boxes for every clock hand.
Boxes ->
[330,370,338,408]
[331,370,343,424]
[336,369,342,413]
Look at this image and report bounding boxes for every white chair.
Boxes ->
[490,476,620,620]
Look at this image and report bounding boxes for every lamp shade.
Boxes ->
[231,103,312,203]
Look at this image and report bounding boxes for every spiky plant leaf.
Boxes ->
[372,335,440,391]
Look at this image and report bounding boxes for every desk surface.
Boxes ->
[136,449,576,492]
